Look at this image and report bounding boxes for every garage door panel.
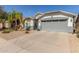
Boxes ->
[41,20,73,32]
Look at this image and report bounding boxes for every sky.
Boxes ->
[3,5,79,17]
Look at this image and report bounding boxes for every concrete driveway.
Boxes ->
[0,31,78,53]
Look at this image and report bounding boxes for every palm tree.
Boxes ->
[7,10,23,30]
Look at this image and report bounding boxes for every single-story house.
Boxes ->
[24,17,34,30]
[34,10,77,32]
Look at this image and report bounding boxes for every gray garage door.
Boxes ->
[41,19,73,32]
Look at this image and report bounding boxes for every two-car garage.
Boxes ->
[41,17,73,32]
[35,11,76,32]
[41,19,69,32]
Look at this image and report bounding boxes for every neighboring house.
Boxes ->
[34,10,77,32]
[24,17,34,30]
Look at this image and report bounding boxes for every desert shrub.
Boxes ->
[76,33,79,38]
[2,28,11,33]
[25,31,29,33]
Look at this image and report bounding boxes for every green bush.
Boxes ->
[2,28,11,33]
[25,31,29,33]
